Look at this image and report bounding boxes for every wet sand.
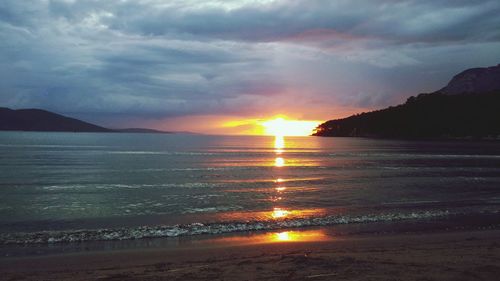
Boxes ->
[1,229,500,281]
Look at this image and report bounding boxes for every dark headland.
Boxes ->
[0,107,171,133]
[314,64,500,139]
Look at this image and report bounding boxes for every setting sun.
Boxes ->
[221,116,322,136]
[261,117,321,136]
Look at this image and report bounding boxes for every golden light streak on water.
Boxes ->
[275,157,285,167]
[210,229,331,244]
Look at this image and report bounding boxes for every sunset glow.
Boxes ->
[262,117,321,136]
[220,116,322,136]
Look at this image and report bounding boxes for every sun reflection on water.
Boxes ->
[267,208,324,220]
[271,207,290,219]
[275,231,292,241]
[274,135,284,154]
[210,229,330,244]
[273,135,286,166]
[274,157,285,167]
[271,230,328,242]
[216,208,324,221]
[271,196,283,202]
[208,127,331,247]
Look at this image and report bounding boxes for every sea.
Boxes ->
[1,132,500,253]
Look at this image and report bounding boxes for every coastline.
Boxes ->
[1,228,499,281]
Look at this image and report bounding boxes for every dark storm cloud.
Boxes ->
[1,0,500,127]
[93,0,500,44]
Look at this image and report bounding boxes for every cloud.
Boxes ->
[0,0,500,132]
[90,0,500,44]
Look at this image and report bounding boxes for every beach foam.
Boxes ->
[0,209,468,244]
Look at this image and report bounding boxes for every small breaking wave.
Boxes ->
[328,152,500,159]
[107,151,217,156]
[41,182,222,191]
[0,210,458,245]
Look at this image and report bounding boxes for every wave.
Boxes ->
[328,152,500,159]
[107,151,217,155]
[0,209,460,245]
[40,182,223,190]
[0,144,107,148]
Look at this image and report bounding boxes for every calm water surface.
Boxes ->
[1,132,499,244]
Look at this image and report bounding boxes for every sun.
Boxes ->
[261,117,321,136]
[221,116,322,135]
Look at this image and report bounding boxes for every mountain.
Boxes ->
[438,64,500,95]
[0,107,112,132]
[0,107,174,134]
[313,64,500,139]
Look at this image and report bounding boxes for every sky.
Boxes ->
[1,0,500,134]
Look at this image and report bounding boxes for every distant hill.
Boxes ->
[0,107,173,134]
[0,107,111,132]
[115,128,172,134]
[314,64,500,139]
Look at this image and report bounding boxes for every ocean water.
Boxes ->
[1,132,500,244]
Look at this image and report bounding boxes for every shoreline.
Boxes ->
[2,210,499,249]
[1,228,499,280]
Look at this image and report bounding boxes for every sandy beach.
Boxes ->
[1,228,499,281]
